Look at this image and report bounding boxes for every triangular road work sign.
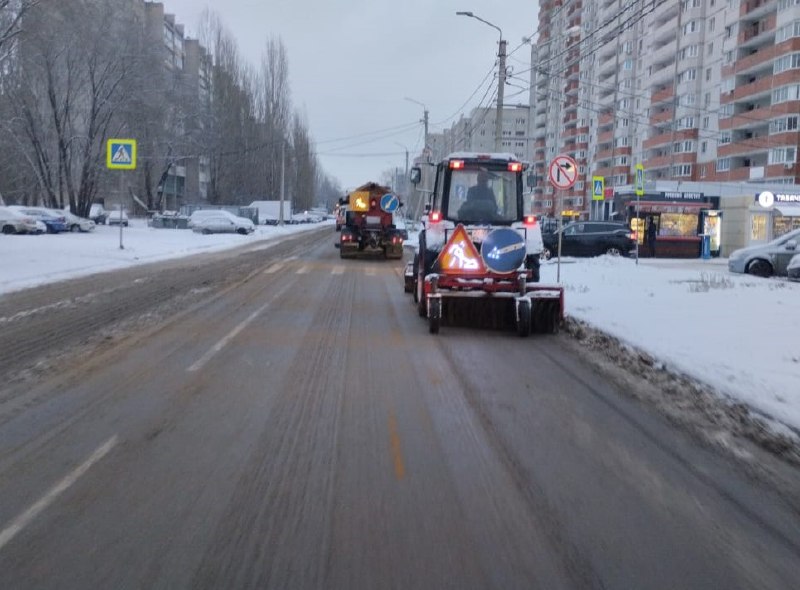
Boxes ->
[434,224,486,275]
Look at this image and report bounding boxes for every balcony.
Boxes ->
[598,111,614,126]
[729,71,798,102]
[717,136,770,158]
[650,85,675,106]
[740,0,777,19]
[719,101,800,130]
[738,13,776,48]
[564,80,580,95]
[643,129,698,150]
[650,108,674,125]
[595,148,614,161]
[645,153,697,170]
[597,130,614,145]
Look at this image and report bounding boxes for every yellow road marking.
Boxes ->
[388,412,406,481]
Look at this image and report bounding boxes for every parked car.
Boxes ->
[541,221,636,259]
[188,209,254,231]
[89,203,107,224]
[788,253,800,282]
[106,209,129,226]
[0,206,41,234]
[727,228,800,277]
[62,211,96,232]
[191,214,254,235]
[8,206,68,233]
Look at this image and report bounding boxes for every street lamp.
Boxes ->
[456,11,506,152]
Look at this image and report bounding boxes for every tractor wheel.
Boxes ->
[417,275,427,317]
[428,298,441,334]
[516,299,531,338]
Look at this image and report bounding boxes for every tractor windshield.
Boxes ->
[447,167,520,224]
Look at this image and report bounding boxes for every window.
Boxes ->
[774,53,800,74]
[676,116,695,129]
[683,21,699,34]
[701,141,707,154]
[706,68,712,81]
[614,155,629,166]
[614,137,630,147]
[705,92,711,106]
[769,146,797,164]
[681,94,697,106]
[751,214,767,241]
[775,21,800,42]
[770,116,799,133]
[719,132,731,145]
[623,59,634,70]
[673,140,694,153]
[700,164,707,178]
[772,85,800,103]
[724,50,735,64]
[679,69,697,83]
[680,45,699,59]
[707,42,714,56]
[716,158,731,171]
[721,78,735,93]
[719,104,734,118]
[702,116,710,128]
[709,17,715,32]
[779,0,800,10]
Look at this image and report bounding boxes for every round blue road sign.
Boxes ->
[380,193,399,213]
[480,228,527,274]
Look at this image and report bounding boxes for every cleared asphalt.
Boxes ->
[0,229,798,589]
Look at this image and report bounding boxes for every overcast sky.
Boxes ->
[162,0,539,192]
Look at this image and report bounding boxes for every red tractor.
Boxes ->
[408,152,564,336]
[337,182,405,259]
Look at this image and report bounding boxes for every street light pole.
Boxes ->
[404,97,429,160]
[457,11,505,152]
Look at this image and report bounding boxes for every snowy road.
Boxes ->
[0,231,799,588]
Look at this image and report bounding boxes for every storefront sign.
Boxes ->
[756,191,800,207]
[661,191,705,201]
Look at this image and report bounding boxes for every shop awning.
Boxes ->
[775,203,800,217]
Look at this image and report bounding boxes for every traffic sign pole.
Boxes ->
[548,155,578,283]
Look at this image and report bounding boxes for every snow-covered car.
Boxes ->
[61,211,96,232]
[8,206,68,233]
[188,209,254,229]
[191,214,254,235]
[788,253,800,282]
[89,203,107,225]
[0,206,41,234]
[727,228,800,278]
[106,209,129,226]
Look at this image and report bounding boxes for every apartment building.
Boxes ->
[429,105,533,162]
[528,0,800,220]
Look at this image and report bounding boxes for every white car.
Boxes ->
[0,206,42,234]
[106,209,129,226]
[192,214,254,235]
[61,210,96,232]
[188,209,255,231]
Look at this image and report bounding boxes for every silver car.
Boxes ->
[191,215,254,235]
[728,228,800,277]
[788,253,800,282]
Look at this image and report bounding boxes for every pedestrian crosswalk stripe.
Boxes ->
[297,265,310,274]
[264,263,284,274]
[332,266,345,275]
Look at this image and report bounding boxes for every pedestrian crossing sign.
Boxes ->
[592,176,605,201]
[635,163,645,196]
[107,139,137,170]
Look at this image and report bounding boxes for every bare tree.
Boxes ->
[3,0,140,215]
[0,0,36,60]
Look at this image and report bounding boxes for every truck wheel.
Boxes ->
[428,298,441,334]
[516,299,531,337]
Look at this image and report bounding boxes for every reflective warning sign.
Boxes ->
[435,224,486,275]
[349,191,370,212]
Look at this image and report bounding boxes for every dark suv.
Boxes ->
[542,221,635,259]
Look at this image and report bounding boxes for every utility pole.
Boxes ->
[279,141,286,226]
[496,39,507,152]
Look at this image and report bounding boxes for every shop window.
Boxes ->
[660,213,697,237]
[751,214,767,241]
[773,215,800,237]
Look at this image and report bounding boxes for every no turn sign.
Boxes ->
[548,155,578,190]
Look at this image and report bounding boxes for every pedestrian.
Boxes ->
[646,218,657,257]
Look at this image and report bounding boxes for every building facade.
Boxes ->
[528,0,800,223]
